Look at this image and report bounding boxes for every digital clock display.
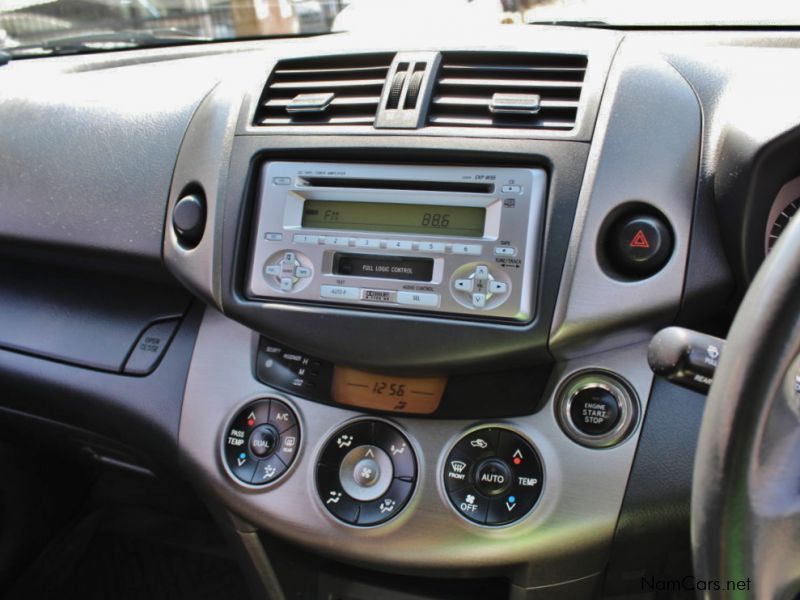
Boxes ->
[301,200,485,238]
[332,367,447,415]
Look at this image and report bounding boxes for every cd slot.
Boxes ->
[298,177,494,194]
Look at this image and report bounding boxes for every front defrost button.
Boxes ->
[124,319,179,375]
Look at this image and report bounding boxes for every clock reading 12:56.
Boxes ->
[332,367,448,415]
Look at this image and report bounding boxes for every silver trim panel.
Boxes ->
[179,308,655,587]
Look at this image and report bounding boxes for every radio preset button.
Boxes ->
[321,285,360,300]
[323,236,351,247]
[386,240,413,251]
[452,244,482,256]
[293,234,319,245]
[416,241,446,253]
[354,238,381,249]
[397,291,439,307]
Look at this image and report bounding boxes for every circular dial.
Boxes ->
[765,176,800,254]
[316,420,417,526]
[222,398,300,486]
[443,427,543,526]
[767,197,800,253]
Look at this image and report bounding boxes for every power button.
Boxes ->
[556,372,638,448]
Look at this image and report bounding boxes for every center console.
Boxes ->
[164,32,701,599]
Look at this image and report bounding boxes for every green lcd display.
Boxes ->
[301,200,485,238]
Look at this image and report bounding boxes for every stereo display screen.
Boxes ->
[301,200,485,238]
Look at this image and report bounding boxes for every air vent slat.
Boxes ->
[429,115,576,129]
[433,96,580,109]
[274,65,389,76]
[444,64,586,74]
[428,52,587,131]
[264,96,381,108]
[253,53,393,127]
[437,77,583,90]
[269,78,387,91]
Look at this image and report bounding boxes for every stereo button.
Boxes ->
[489,281,507,294]
[397,291,439,307]
[324,236,351,247]
[354,238,381,249]
[474,265,489,279]
[454,279,474,292]
[386,240,413,251]
[416,241,446,253]
[452,244,482,256]
[293,234,319,245]
[321,285,360,300]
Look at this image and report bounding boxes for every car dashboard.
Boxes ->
[1,24,798,599]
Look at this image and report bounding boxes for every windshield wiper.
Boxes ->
[5,28,212,59]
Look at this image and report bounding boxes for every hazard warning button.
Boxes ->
[608,214,673,277]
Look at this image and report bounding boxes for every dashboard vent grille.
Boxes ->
[427,52,588,130]
[254,53,394,126]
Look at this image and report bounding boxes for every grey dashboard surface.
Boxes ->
[1,24,800,593]
[0,47,245,273]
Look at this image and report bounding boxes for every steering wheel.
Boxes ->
[693,214,800,598]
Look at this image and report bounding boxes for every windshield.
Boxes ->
[2,0,800,55]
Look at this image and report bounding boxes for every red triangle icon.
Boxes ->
[629,229,650,249]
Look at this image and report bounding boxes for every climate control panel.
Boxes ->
[222,398,301,486]
[315,420,417,526]
[444,427,543,526]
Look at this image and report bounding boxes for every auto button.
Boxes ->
[474,458,512,497]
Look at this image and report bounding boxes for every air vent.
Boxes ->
[254,53,394,126]
[427,52,588,130]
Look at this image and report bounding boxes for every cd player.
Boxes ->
[246,162,546,321]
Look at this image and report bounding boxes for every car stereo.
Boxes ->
[246,162,546,321]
